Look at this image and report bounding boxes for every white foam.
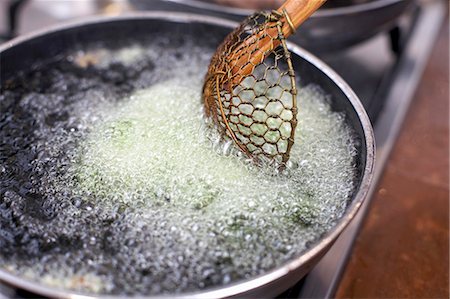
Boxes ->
[1,42,358,295]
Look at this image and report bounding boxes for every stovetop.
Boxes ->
[0,0,445,298]
[296,1,445,298]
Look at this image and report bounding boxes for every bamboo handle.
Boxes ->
[229,0,326,84]
[278,0,327,38]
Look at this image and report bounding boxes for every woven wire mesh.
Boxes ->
[203,11,298,165]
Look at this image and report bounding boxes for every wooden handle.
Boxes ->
[278,0,327,38]
[229,0,326,84]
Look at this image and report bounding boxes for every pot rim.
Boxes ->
[151,0,409,18]
[0,12,375,299]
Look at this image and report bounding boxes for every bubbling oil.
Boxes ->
[0,40,357,295]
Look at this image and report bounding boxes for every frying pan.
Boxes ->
[130,0,414,52]
[0,12,375,298]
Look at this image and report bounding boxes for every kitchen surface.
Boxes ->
[0,0,448,298]
[336,15,449,298]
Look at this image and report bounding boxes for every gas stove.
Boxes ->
[0,0,445,298]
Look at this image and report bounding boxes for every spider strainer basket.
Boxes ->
[203,11,298,166]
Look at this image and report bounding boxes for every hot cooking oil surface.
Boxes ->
[0,40,357,295]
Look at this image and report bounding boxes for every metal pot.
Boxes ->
[0,12,375,298]
[130,0,414,52]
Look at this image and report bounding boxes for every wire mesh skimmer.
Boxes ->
[202,0,326,166]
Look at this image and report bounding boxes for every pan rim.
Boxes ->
[0,12,375,299]
[144,0,411,18]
